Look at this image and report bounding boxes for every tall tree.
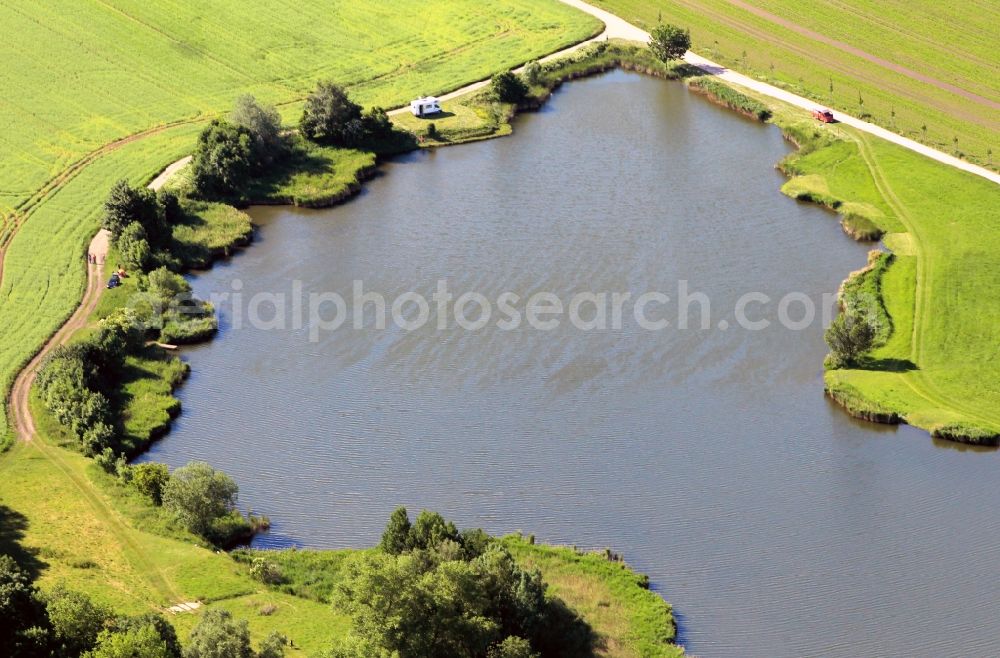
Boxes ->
[379,506,412,554]
[299,81,363,145]
[230,94,286,168]
[191,120,254,197]
[162,461,239,538]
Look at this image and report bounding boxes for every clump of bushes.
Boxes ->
[36,308,143,455]
[298,81,406,151]
[327,507,592,658]
[489,71,529,104]
[841,212,884,241]
[191,94,289,198]
[931,424,1000,447]
[0,554,187,658]
[159,460,267,547]
[102,181,184,270]
[839,250,894,346]
[687,77,772,121]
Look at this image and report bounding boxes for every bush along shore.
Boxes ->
[231,508,685,658]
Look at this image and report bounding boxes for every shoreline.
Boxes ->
[120,45,985,525]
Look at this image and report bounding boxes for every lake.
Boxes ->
[143,71,1000,657]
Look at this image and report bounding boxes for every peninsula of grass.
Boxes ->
[746,88,1000,444]
[170,200,253,269]
[233,534,683,658]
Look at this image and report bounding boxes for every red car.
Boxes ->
[812,109,835,123]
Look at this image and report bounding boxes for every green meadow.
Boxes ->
[759,94,1000,439]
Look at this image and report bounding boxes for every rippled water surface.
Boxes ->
[143,71,1000,657]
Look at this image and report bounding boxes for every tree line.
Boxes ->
[325,508,594,658]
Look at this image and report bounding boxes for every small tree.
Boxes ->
[299,81,364,145]
[648,24,690,62]
[103,181,167,245]
[191,119,254,197]
[131,462,170,505]
[118,222,151,271]
[45,585,113,656]
[102,179,137,238]
[522,61,542,87]
[256,632,287,658]
[379,506,412,554]
[490,71,528,104]
[162,461,239,538]
[248,557,283,585]
[825,312,877,366]
[107,614,181,658]
[146,267,192,308]
[157,190,183,225]
[183,610,252,658]
[410,510,459,551]
[230,94,285,168]
[361,106,394,141]
[86,624,175,658]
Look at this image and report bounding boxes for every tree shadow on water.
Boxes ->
[0,505,46,579]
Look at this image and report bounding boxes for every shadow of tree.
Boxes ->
[534,597,601,658]
[0,504,46,579]
[855,357,918,372]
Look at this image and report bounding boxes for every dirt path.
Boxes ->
[10,229,110,442]
[10,153,178,444]
[554,0,1000,186]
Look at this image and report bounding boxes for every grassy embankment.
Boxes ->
[592,0,998,168]
[738,88,1000,443]
[0,0,603,446]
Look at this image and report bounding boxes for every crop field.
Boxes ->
[593,0,999,167]
[0,0,601,441]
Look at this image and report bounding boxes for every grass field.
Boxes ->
[0,0,601,443]
[753,91,1000,439]
[592,0,999,167]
